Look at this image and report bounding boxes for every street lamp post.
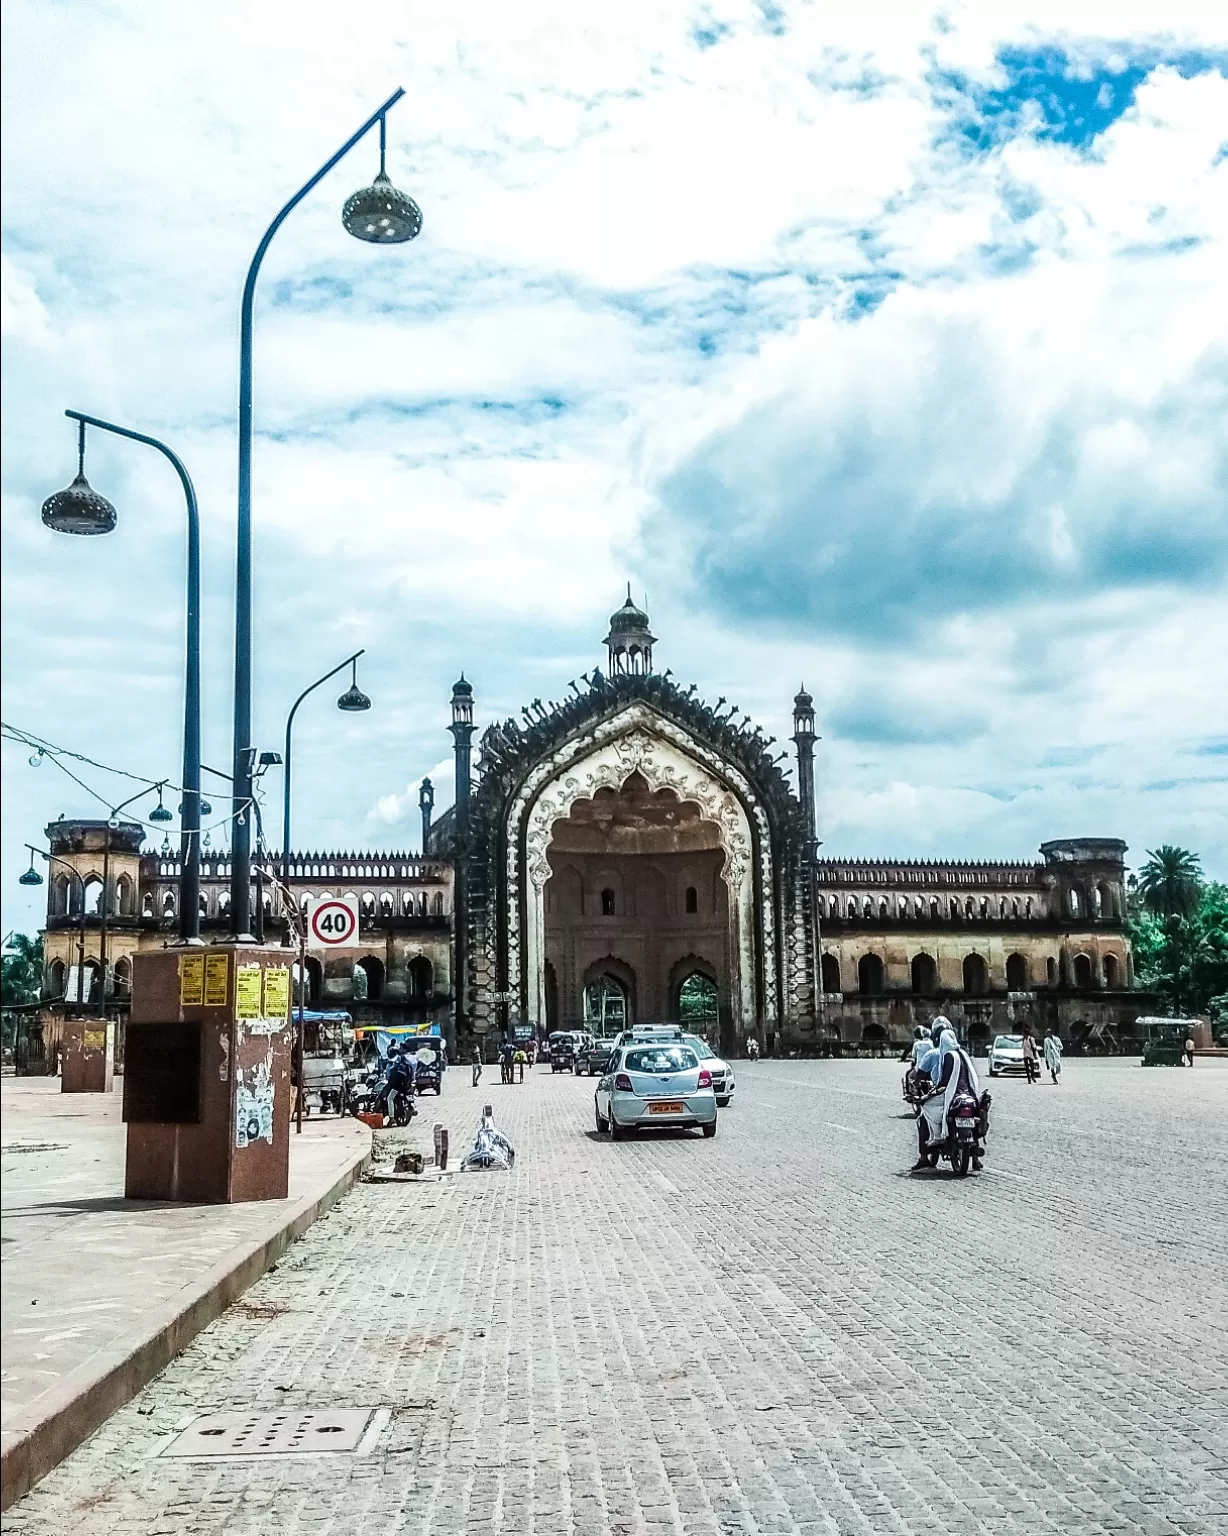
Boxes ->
[229,90,419,942]
[42,413,203,944]
[21,847,87,1009]
[282,650,372,892]
[281,651,371,1135]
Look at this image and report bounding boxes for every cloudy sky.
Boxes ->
[3,0,1227,933]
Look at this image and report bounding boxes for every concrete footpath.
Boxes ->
[0,1075,370,1508]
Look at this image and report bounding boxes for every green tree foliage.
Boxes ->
[1137,845,1204,920]
[1,933,43,1008]
[1129,855,1228,1029]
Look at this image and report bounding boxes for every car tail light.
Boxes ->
[697,1069,712,1089]
[614,1073,633,1092]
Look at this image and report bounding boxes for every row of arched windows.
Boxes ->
[822,949,1128,995]
[44,956,132,999]
[294,891,445,919]
[50,874,137,918]
[822,893,1042,923]
[293,953,435,1005]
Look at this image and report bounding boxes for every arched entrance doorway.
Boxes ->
[583,973,629,1037]
[676,971,718,1035]
[543,771,733,1038]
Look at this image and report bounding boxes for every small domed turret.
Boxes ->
[604,586,656,675]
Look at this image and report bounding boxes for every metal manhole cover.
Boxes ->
[160,1409,380,1459]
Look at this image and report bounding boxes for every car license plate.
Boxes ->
[648,1101,684,1114]
[956,1117,977,1128]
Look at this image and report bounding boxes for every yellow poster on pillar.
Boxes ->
[235,965,263,1020]
[204,954,230,1007]
[262,967,290,1021]
[179,954,205,1007]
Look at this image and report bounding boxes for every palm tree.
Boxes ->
[1,933,43,1007]
[1137,846,1204,922]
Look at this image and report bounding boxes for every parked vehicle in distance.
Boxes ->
[594,1040,717,1140]
[548,1030,580,1072]
[575,1039,615,1076]
[682,1034,735,1107]
[987,1034,1026,1077]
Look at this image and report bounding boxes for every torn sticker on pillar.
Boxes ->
[235,1060,275,1148]
[219,1032,230,1083]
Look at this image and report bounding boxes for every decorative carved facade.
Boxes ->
[37,600,1146,1053]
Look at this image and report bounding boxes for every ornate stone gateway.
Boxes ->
[462,599,819,1053]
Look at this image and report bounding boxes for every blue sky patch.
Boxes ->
[942,45,1228,153]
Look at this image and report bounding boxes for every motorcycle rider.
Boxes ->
[912,1025,983,1172]
[376,1043,417,1125]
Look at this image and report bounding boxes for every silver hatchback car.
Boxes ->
[595,1040,718,1140]
[683,1034,735,1107]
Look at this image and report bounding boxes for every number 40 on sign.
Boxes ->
[306,896,360,949]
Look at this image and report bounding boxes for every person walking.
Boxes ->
[1043,1029,1063,1084]
[513,1046,527,1083]
[500,1040,513,1085]
[1183,1033,1196,1068]
[1021,1026,1040,1085]
[471,1044,482,1088]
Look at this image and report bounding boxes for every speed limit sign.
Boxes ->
[306,895,360,949]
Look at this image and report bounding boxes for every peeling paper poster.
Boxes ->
[179,955,204,1007]
[262,967,290,1020]
[235,1061,275,1148]
[204,954,229,1007]
[235,965,263,1020]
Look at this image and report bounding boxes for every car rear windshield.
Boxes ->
[684,1037,715,1059]
[623,1047,698,1074]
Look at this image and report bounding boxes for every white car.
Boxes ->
[988,1034,1026,1076]
[682,1034,735,1107]
[594,1040,718,1140]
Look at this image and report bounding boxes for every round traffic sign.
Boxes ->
[307,897,358,948]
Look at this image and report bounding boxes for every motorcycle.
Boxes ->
[921,1087,992,1177]
[346,1060,417,1128]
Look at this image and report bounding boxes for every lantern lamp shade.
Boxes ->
[19,864,44,887]
[337,683,372,712]
[149,803,174,824]
[41,473,118,535]
[341,173,422,243]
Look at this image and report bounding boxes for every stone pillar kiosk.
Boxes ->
[59,1016,115,1094]
[123,947,293,1203]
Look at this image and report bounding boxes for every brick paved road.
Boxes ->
[8,1059,1227,1535]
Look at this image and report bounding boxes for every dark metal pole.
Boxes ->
[98,834,110,1016]
[230,91,405,942]
[64,411,202,945]
[29,848,87,1008]
[282,650,366,900]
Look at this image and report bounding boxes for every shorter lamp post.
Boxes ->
[21,847,87,1009]
[282,651,371,1135]
[42,412,203,943]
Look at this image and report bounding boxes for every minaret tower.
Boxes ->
[792,685,818,852]
[603,586,656,676]
[418,777,435,855]
[448,675,475,1043]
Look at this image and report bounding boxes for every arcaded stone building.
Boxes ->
[37,596,1145,1053]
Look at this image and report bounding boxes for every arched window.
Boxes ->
[1005,953,1029,991]
[858,953,885,996]
[930,898,939,921]
[1097,883,1115,918]
[1104,953,1120,988]
[162,891,176,918]
[963,953,988,995]
[357,956,384,1001]
[379,894,394,919]
[965,898,975,919]
[408,955,433,1001]
[677,972,718,1032]
[83,876,104,915]
[219,891,231,916]
[821,953,842,993]
[82,959,102,1005]
[361,893,376,921]
[113,874,134,916]
[52,874,70,916]
[402,891,413,916]
[294,955,323,1005]
[47,958,66,998]
[114,956,132,995]
[847,900,857,919]
[601,887,616,917]
[1068,888,1081,918]
[910,953,937,995]
[432,892,444,916]
[199,893,209,917]
[862,897,873,918]
[878,898,889,920]
[418,892,428,917]
[584,974,627,1035]
[1046,956,1058,987]
[1012,899,1020,918]
[684,886,698,914]
[1073,953,1094,989]
[142,893,154,918]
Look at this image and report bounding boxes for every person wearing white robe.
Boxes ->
[1043,1030,1063,1083]
[914,1028,982,1170]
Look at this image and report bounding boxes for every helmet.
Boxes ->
[913,1025,925,1040]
